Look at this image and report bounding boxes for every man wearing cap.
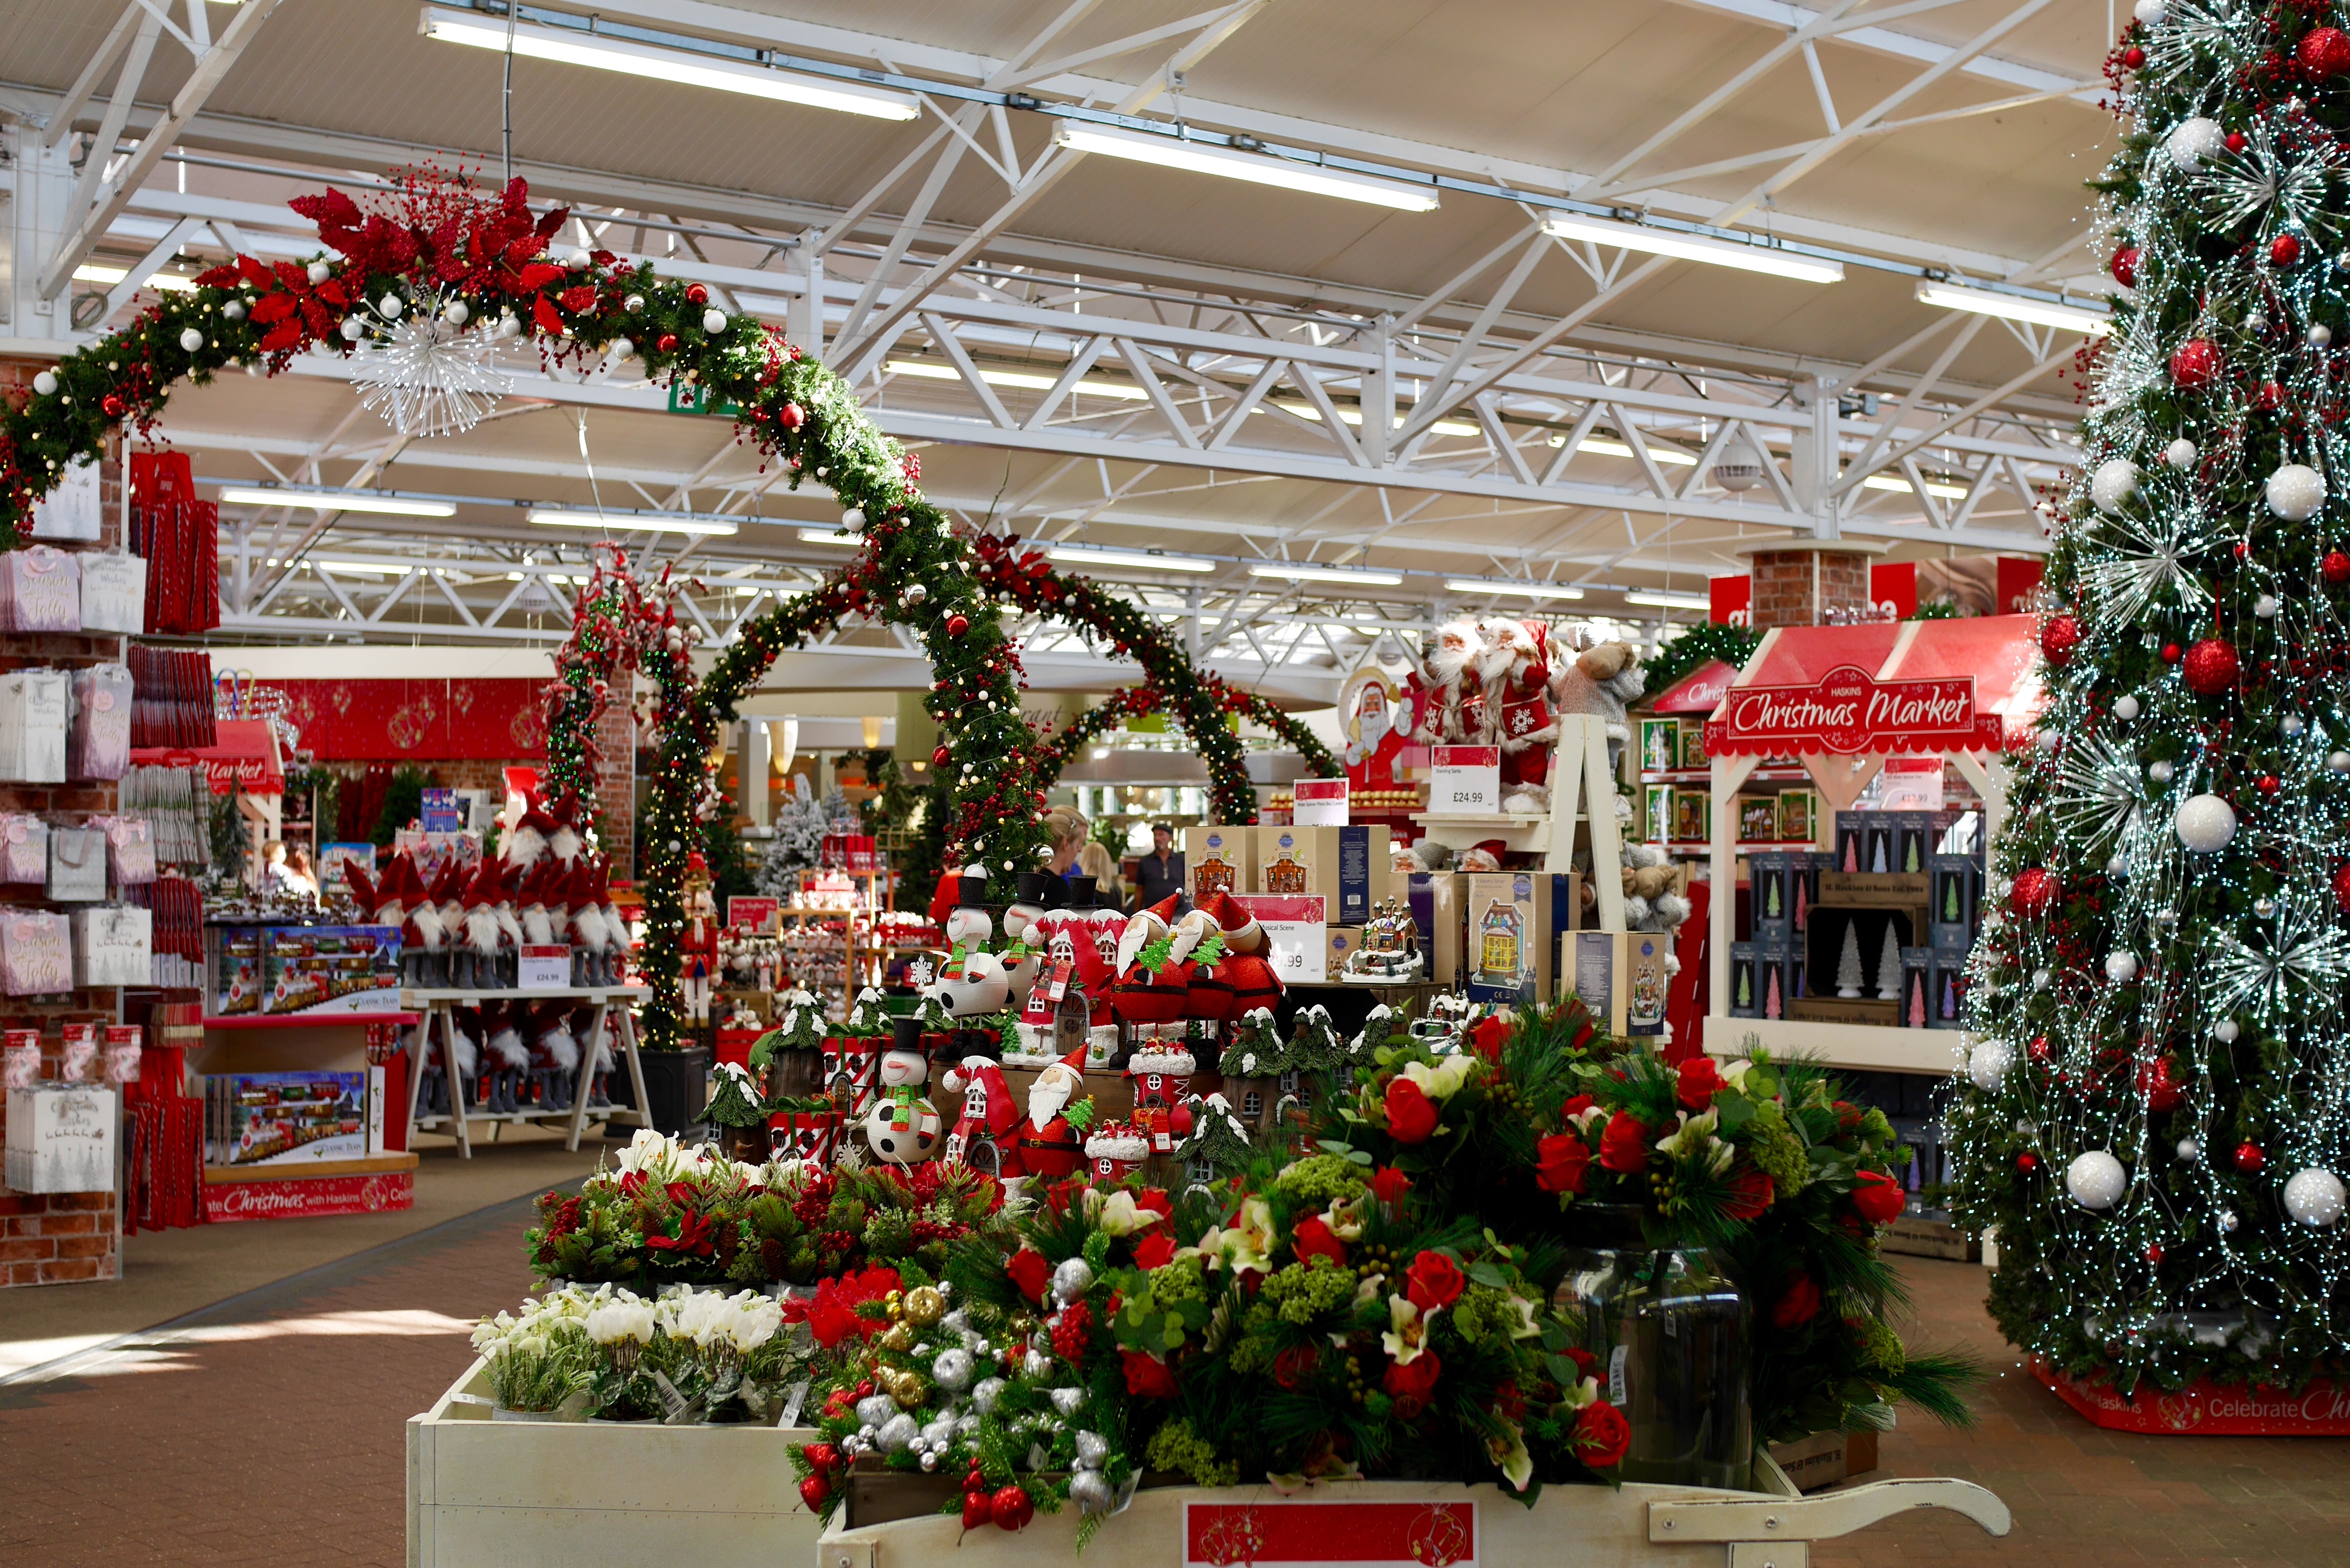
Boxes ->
[1130,821,1185,917]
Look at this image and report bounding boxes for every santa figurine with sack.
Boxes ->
[1415,618,1487,743]
[1007,1044,1091,1181]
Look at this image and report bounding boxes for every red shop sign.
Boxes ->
[1705,664,2001,757]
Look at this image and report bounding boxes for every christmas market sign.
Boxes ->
[1704,664,2001,757]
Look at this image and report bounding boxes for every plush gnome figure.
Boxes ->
[1416,618,1488,743]
[433,864,467,969]
[518,861,557,946]
[1205,891,1285,1018]
[937,1052,1018,1174]
[565,861,611,987]
[595,859,629,984]
[547,799,584,868]
[458,859,504,990]
[528,998,581,1112]
[1111,894,1195,1032]
[504,801,555,872]
[864,1018,941,1165]
[399,858,450,989]
[1008,1044,1090,1181]
[480,999,531,1116]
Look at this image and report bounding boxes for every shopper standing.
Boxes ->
[1130,822,1185,915]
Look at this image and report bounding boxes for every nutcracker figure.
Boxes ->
[678,853,721,1033]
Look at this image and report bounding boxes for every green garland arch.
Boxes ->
[0,172,1338,1050]
[1030,679,1336,792]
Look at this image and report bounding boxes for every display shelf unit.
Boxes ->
[401,985,649,1158]
[192,1012,419,1221]
[1409,713,1631,930]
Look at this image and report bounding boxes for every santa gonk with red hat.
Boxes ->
[1004,1044,1092,1182]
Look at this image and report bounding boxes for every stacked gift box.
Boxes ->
[1729,849,1827,1020]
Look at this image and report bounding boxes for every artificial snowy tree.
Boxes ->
[1949,4,2350,1397]
[1834,922,1865,999]
[757,774,827,897]
[1876,925,1903,1002]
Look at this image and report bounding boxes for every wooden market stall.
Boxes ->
[1700,616,2042,1073]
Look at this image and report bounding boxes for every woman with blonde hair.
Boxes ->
[1041,805,1091,874]
[1076,839,1121,903]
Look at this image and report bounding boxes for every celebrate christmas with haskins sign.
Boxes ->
[1705,665,2001,756]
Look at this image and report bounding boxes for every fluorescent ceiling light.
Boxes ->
[800,528,863,546]
[420,7,919,120]
[1445,578,1584,600]
[530,507,737,537]
[219,485,456,517]
[886,359,1146,401]
[1054,122,1439,212]
[73,263,194,292]
[1578,436,1698,466]
[1272,401,1478,439]
[1543,213,1844,285]
[1248,563,1405,587]
[1623,589,1711,611]
[1914,279,2110,336]
[1860,472,1968,501]
[265,557,403,577]
[1049,544,1216,574]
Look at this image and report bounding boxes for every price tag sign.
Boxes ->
[727,896,780,931]
[518,945,571,990]
[1233,894,1328,985]
[1429,745,1501,813]
[1293,777,1350,825]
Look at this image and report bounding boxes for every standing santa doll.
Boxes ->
[1415,619,1488,743]
[1007,1044,1092,1181]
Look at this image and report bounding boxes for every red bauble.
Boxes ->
[2017,1152,2040,1173]
[2137,1056,2186,1113]
[2333,860,2350,914]
[2182,637,2240,695]
[2258,774,2281,795]
[101,393,125,418]
[2146,1244,2165,1264]
[2224,130,2247,153]
[2012,866,2059,917]
[2029,1034,2051,1062]
[798,1475,831,1510]
[685,283,709,306]
[2233,1141,2266,1172]
[2326,551,2350,584]
[961,1492,994,1531]
[777,402,804,429]
[2122,45,2145,69]
[2273,233,2305,269]
[2256,380,2284,411]
[2040,614,2082,666]
[991,1485,1035,1531]
[2160,642,2182,664]
[946,614,970,636]
[2111,246,2140,288]
[657,333,679,353]
[2300,25,2350,77]
[931,745,951,767]
[2169,337,2222,389]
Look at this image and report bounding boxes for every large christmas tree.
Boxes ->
[1948,2,2350,1395]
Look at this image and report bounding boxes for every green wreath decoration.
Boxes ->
[0,171,1339,1050]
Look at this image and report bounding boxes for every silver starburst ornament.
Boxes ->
[350,292,507,438]
[2202,888,2350,1021]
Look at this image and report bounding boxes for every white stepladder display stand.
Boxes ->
[401,985,652,1157]
[1411,712,1629,931]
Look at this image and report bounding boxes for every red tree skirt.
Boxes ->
[203,1172,413,1223]
[2032,1356,2350,1434]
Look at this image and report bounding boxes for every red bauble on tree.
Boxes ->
[776,402,804,429]
[2333,860,2350,914]
[2012,866,2059,917]
[684,282,709,306]
[2182,637,2240,695]
[2273,233,2304,269]
[2256,380,2284,411]
[2137,1056,2186,1113]
[2017,1151,2040,1173]
[2325,550,2350,584]
[2160,641,2182,664]
[2040,613,2082,666]
[2233,1141,2266,1172]
[2111,246,2140,287]
[932,744,951,767]
[2300,25,2350,77]
[2168,337,2222,389]
[2122,45,2145,69]
[946,614,970,637]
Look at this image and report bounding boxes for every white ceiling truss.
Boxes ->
[5,0,2106,687]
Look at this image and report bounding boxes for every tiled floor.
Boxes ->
[2,1217,2345,1565]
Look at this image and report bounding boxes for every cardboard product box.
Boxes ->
[1834,812,1901,876]
[1465,872,1535,1003]
[1185,825,1252,902]
[1735,793,1779,845]
[1640,717,1681,775]
[1679,724,1711,771]
[1326,926,1364,974]
[205,1070,367,1167]
[1537,872,1582,999]
[1929,854,1977,951]
[1411,873,1469,987]
[1729,941,1760,1018]
[1775,788,1819,845]
[1642,783,1674,845]
[1898,946,1934,1029]
[1255,825,1387,925]
[1929,951,1969,1029]
[1892,812,1935,876]
[1787,854,1823,939]
[6,1084,116,1193]
[260,925,404,1014]
[1672,791,1711,845]
[1805,905,1919,1003]
[1749,853,1791,946]
[1564,930,1671,1038]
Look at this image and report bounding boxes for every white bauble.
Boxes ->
[2036,728,2062,753]
[307,260,333,284]
[1051,1257,1094,1302]
[2284,1168,2348,1227]
[2106,853,2129,877]
[2090,459,2140,515]
[2283,714,2306,737]
[2218,1209,2239,1233]
[931,1347,975,1390]
[563,246,591,270]
[2114,695,2141,721]
[703,308,729,334]
[608,337,634,360]
[2134,0,2167,22]
[842,506,866,533]
[2214,1019,2240,1043]
[2173,793,2236,852]
[2313,324,2335,348]
[178,328,204,353]
[876,1413,919,1453]
[2166,117,2224,172]
[2104,950,2140,984]
[1967,1038,2014,1091]
[2176,1137,2200,1161]
[856,1393,898,1427]
[2162,437,2196,469]
[2066,1150,2129,1209]
[32,370,58,396]
[2256,594,2280,618]
[443,299,470,326]
[623,293,645,313]
[222,298,246,321]
[2265,463,2325,521]
[378,292,403,318]
[2332,752,2350,773]
[2149,759,2174,783]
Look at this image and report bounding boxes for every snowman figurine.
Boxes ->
[864,1018,941,1164]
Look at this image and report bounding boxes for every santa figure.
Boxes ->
[937,1052,1018,1174]
[1204,891,1285,1018]
[1489,618,1558,790]
[1125,1041,1198,1155]
[1415,619,1488,743]
[1112,894,1199,1030]
[678,854,722,1031]
[1008,1044,1089,1180]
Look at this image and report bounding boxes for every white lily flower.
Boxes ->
[1381,1295,1441,1364]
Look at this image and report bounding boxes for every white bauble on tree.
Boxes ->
[2162,438,2196,469]
[2090,459,2140,514]
[2265,463,2325,522]
[2134,0,2167,23]
[1967,1038,2014,1091]
[2174,793,2236,852]
[2066,1150,2128,1209]
[2104,950,2140,984]
[2114,695,2141,721]
[2283,1168,2347,1227]
[2166,117,2224,172]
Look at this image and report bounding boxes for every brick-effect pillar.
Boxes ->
[1749,549,1876,630]
[595,704,635,880]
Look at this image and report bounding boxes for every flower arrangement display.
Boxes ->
[527,1129,1008,1290]
[471,1281,814,1423]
